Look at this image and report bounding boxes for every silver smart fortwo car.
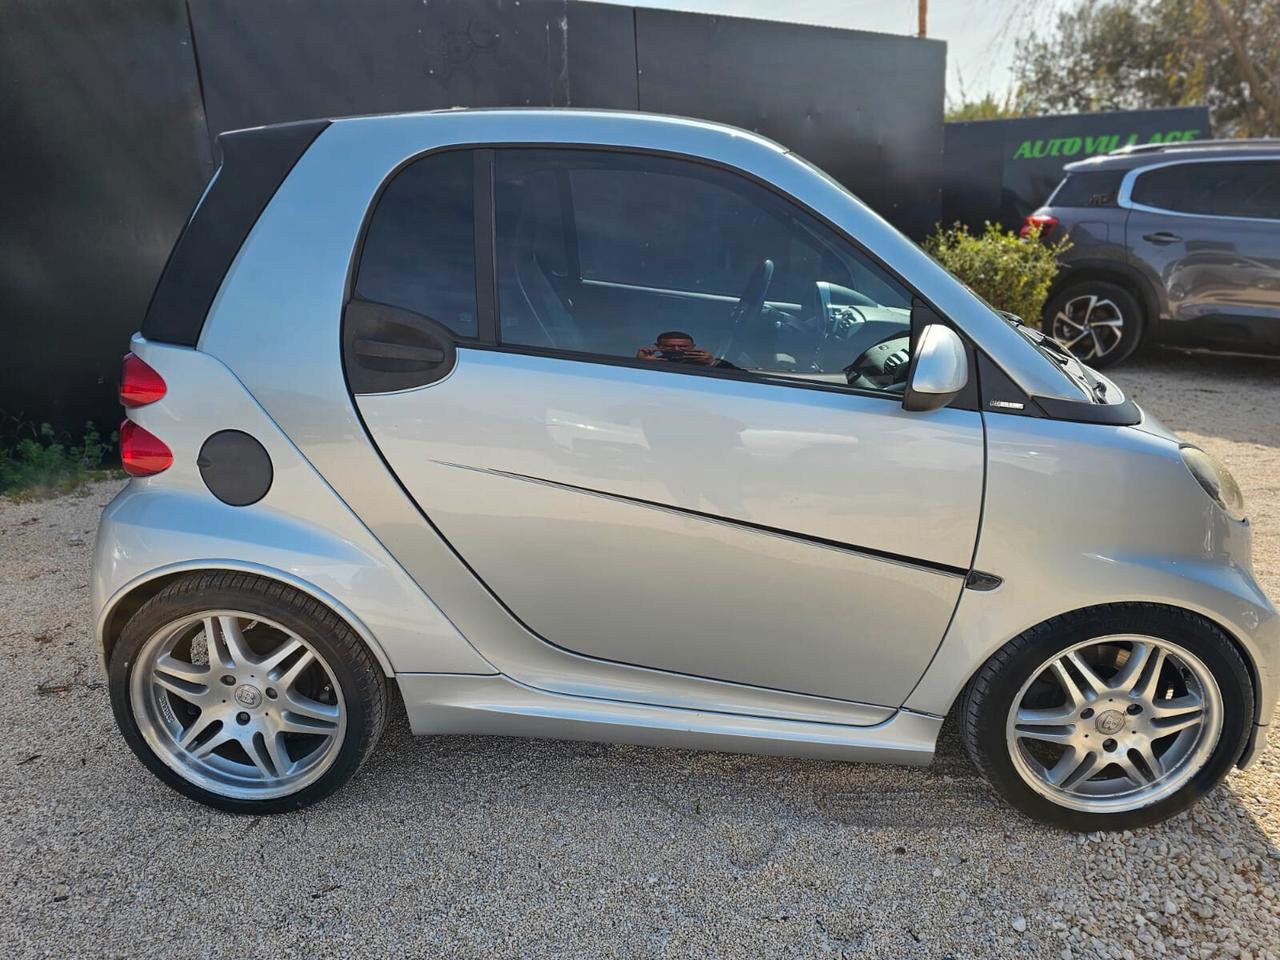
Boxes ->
[97,110,1277,830]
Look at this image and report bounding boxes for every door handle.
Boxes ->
[354,338,445,366]
[1143,231,1182,244]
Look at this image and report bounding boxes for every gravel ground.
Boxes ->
[1,349,1278,960]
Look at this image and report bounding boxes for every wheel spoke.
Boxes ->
[1056,311,1087,333]
[1111,642,1155,693]
[1048,660,1084,708]
[1014,706,1078,745]
[1015,723,1076,745]
[218,616,256,666]
[244,733,283,779]
[153,669,209,707]
[1133,647,1168,702]
[258,637,304,674]
[278,693,340,733]
[1017,705,1077,725]
[1063,330,1091,349]
[273,648,316,690]
[189,724,233,758]
[1046,746,1097,789]
[1119,742,1163,785]
[1065,652,1107,696]
[1151,695,1204,736]
[258,730,294,778]
[1081,295,1098,324]
[154,653,210,684]
[178,712,220,749]
[204,617,233,670]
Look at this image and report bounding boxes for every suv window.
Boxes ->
[1049,170,1124,208]
[494,148,914,395]
[1131,160,1280,220]
[354,150,478,337]
[1209,161,1280,219]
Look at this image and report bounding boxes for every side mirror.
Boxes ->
[903,324,968,412]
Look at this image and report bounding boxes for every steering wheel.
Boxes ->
[845,332,912,391]
[713,259,774,365]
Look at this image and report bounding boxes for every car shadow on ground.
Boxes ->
[351,696,1277,852]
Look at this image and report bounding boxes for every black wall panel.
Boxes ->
[4,0,947,431]
[189,0,639,138]
[0,0,212,433]
[942,106,1212,232]
[634,10,945,240]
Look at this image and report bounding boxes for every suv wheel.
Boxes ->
[108,572,388,813]
[963,605,1252,831]
[1043,281,1144,369]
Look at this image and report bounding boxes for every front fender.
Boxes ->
[906,415,1279,731]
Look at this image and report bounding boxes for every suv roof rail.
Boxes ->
[1111,137,1280,155]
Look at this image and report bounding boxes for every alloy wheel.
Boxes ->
[1005,635,1223,814]
[1050,294,1125,360]
[129,611,347,801]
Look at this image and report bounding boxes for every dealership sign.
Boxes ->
[1011,127,1204,160]
[943,106,1213,232]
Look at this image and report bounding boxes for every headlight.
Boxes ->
[1180,445,1247,522]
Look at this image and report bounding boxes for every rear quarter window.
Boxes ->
[1048,170,1124,208]
[354,150,478,337]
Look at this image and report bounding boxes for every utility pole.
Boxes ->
[918,0,927,36]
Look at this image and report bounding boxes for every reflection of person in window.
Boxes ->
[635,331,737,369]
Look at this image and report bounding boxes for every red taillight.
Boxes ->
[1019,214,1059,240]
[119,419,173,477]
[119,352,167,407]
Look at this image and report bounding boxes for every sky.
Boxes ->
[590,0,1079,105]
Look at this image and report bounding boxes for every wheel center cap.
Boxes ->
[233,684,263,709]
[1095,709,1126,735]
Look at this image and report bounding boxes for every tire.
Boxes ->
[108,572,388,814]
[962,605,1252,831]
[1043,280,1145,369]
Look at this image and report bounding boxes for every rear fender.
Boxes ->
[95,339,496,678]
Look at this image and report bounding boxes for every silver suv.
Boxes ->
[97,110,1277,829]
[1028,140,1280,367]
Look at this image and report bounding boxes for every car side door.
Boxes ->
[1126,158,1280,352]
[348,146,986,707]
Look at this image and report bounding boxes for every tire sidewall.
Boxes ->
[970,608,1253,832]
[1044,280,1145,369]
[109,580,381,814]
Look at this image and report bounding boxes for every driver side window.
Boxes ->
[494,148,913,394]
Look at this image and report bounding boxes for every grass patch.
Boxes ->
[0,421,122,501]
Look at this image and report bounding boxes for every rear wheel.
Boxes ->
[963,606,1252,830]
[1043,280,1144,369]
[108,572,388,813]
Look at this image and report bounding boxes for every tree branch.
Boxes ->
[1207,0,1280,131]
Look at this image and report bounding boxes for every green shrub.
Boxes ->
[923,222,1070,326]
[0,420,119,500]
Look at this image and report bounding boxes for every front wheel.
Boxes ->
[963,606,1252,831]
[108,572,388,813]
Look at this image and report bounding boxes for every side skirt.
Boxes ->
[397,673,941,765]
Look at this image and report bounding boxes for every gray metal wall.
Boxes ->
[0,0,945,431]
